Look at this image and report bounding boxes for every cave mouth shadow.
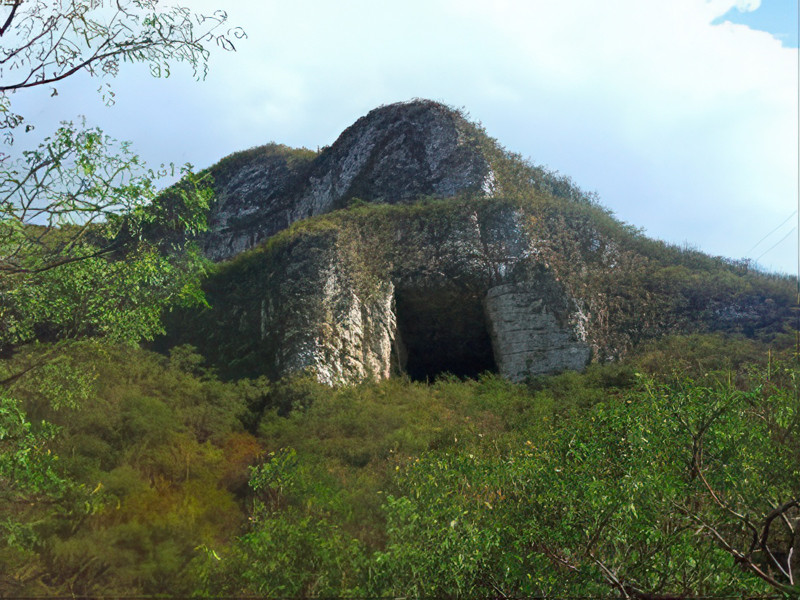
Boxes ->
[393,286,497,382]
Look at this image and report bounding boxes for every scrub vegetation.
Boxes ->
[1,2,797,596]
[2,335,798,597]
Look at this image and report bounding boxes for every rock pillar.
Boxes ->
[485,283,590,382]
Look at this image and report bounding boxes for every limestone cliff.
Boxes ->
[163,100,794,384]
[201,100,493,261]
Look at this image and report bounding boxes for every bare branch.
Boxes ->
[0,1,23,38]
[760,499,800,581]
[672,499,798,594]
[0,1,238,129]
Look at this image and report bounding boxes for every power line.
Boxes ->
[745,209,797,255]
[755,226,796,263]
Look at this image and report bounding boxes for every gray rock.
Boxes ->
[164,100,792,385]
[201,100,493,261]
[485,283,591,381]
[178,200,592,384]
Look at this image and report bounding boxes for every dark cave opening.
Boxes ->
[394,286,497,382]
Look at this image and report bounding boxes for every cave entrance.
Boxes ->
[393,285,497,382]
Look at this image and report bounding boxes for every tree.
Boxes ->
[0,0,244,356]
[0,1,243,588]
[0,0,243,373]
[0,123,213,359]
[0,0,244,133]
[373,364,800,598]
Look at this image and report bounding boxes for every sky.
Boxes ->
[7,0,800,274]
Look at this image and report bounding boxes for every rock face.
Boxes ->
[485,284,591,381]
[255,233,397,384]
[181,198,592,384]
[201,100,493,261]
[166,100,793,385]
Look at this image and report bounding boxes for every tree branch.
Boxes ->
[0,0,21,37]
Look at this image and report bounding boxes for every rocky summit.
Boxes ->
[201,100,493,261]
[164,100,793,385]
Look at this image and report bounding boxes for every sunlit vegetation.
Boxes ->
[2,333,797,596]
[4,126,795,597]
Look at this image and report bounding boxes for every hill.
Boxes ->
[3,100,798,598]
[162,100,795,383]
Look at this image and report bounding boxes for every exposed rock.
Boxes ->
[485,283,591,380]
[201,100,493,261]
[172,200,593,384]
[197,230,396,385]
[162,100,794,385]
[201,145,315,261]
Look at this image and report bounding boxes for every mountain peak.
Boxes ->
[165,101,794,386]
[201,99,494,260]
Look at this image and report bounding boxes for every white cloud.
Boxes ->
[12,0,796,273]
[735,0,762,12]
[434,0,796,271]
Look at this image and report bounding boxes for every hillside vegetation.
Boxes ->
[2,334,798,596]
[3,101,798,598]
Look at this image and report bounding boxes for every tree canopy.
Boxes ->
[0,0,244,133]
[0,0,242,354]
[0,0,243,579]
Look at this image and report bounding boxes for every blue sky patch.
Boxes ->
[712,0,798,47]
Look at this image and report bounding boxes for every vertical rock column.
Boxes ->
[485,283,591,382]
[260,233,397,386]
[312,279,397,385]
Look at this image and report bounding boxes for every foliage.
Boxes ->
[0,122,216,353]
[0,0,243,134]
[2,338,797,597]
[0,0,243,355]
[0,343,262,595]
[204,448,367,596]
[0,392,64,539]
[0,5,243,587]
[371,358,800,598]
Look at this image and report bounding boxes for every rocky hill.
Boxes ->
[163,100,794,384]
[201,101,493,261]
